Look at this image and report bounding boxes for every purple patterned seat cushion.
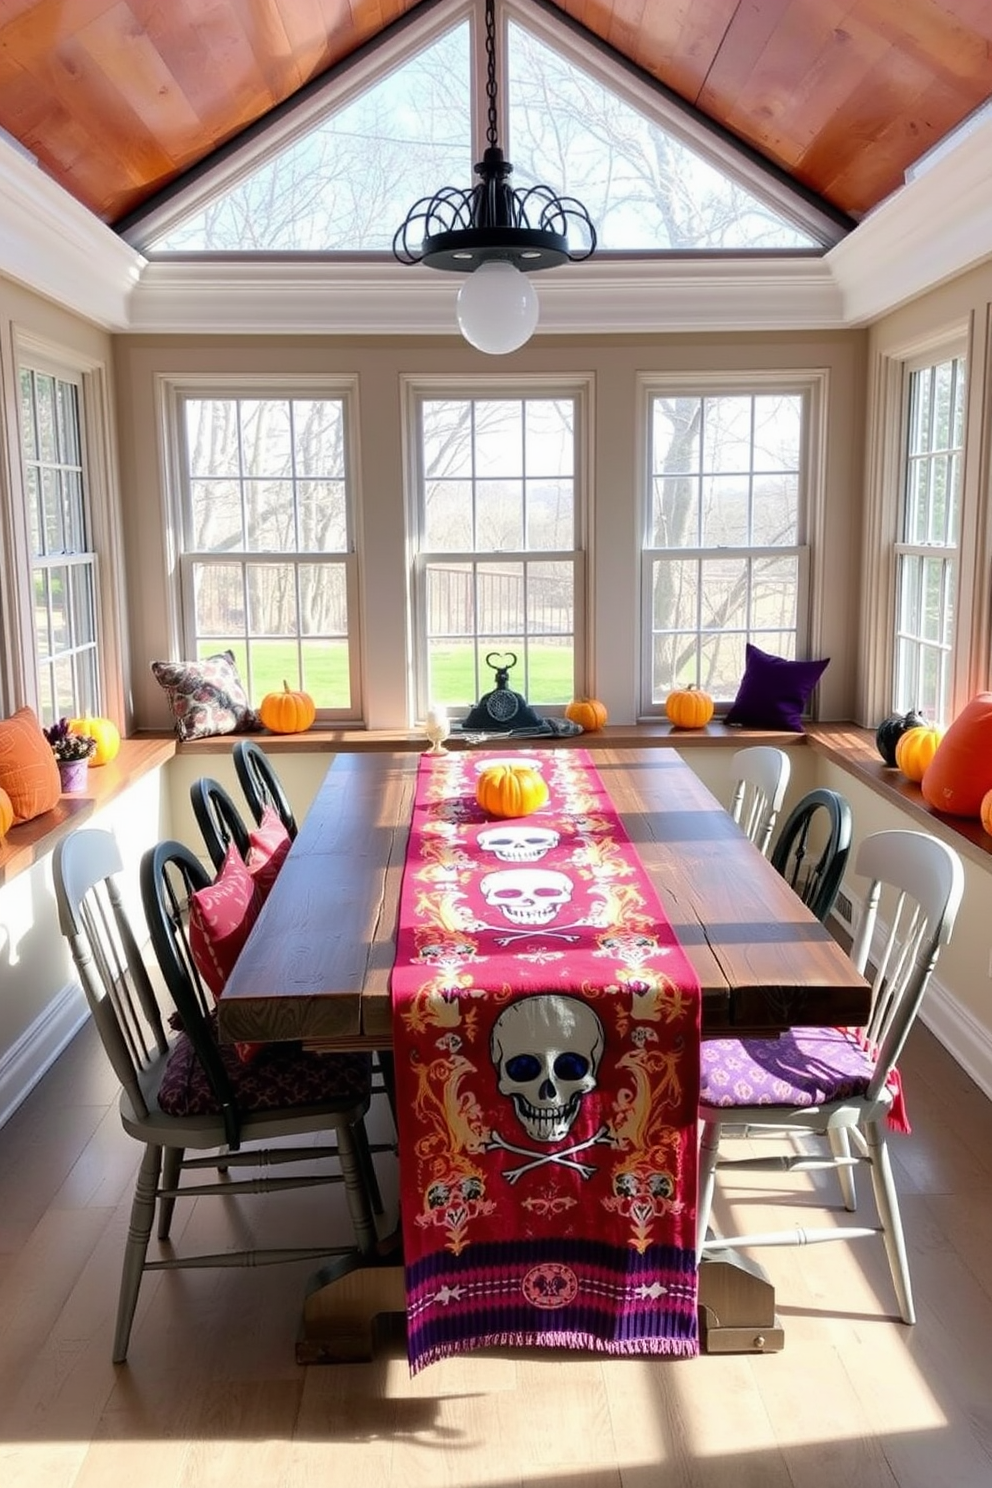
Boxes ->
[158,1034,371,1117]
[700,1027,876,1111]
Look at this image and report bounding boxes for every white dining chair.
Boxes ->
[728,745,791,856]
[697,827,964,1325]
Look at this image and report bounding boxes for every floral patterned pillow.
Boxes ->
[151,650,262,741]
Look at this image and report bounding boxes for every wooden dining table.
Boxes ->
[219,746,871,1360]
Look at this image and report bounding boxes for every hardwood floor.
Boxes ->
[1,1021,991,1488]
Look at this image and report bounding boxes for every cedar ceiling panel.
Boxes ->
[0,0,990,226]
[824,71,986,212]
[701,2,859,166]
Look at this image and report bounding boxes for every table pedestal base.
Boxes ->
[298,1255,407,1364]
[294,1251,785,1362]
[697,1251,784,1352]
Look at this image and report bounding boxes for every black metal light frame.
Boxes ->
[393,0,596,273]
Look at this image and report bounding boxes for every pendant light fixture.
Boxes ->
[393,0,596,354]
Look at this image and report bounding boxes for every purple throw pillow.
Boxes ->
[725,644,829,732]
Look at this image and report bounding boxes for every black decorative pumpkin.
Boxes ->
[875,708,927,767]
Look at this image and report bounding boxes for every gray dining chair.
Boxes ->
[53,825,379,1362]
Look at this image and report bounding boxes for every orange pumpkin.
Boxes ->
[0,785,12,841]
[476,762,549,819]
[258,681,316,734]
[665,685,715,729]
[68,715,120,766]
[981,788,992,838]
[564,697,608,732]
[894,724,944,783]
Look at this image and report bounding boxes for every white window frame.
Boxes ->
[161,377,363,723]
[403,374,590,725]
[859,326,972,731]
[638,370,826,717]
[5,331,124,725]
[891,348,967,727]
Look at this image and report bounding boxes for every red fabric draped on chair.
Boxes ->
[390,749,702,1372]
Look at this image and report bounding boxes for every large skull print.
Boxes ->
[477,824,560,862]
[481,868,573,924]
[490,995,604,1142]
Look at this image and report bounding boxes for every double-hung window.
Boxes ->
[409,389,585,720]
[893,352,966,726]
[19,364,100,723]
[173,388,359,718]
[642,378,814,712]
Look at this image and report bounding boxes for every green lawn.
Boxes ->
[208,640,574,712]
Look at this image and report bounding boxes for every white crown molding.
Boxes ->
[2,117,992,337]
[0,145,143,329]
[827,116,992,325]
[126,255,844,335]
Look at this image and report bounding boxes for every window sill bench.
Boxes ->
[0,736,176,888]
[9,722,987,891]
[167,719,992,871]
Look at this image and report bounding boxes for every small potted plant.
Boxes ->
[44,717,98,793]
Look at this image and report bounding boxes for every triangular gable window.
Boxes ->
[506,20,818,251]
[131,0,842,258]
[147,22,471,253]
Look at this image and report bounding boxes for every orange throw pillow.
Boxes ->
[921,692,992,817]
[0,706,61,823]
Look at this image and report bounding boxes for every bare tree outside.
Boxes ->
[152,26,472,252]
[647,392,803,703]
[182,396,353,710]
[418,396,578,709]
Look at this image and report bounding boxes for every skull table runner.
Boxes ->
[390,749,701,1371]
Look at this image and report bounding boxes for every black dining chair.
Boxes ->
[770,786,853,923]
[189,775,253,871]
[232,738,298,839]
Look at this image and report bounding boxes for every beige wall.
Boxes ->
[112,330,867,734]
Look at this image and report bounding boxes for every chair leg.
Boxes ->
[827,1128,857,1211]
[352,1117,385,1216]
[157,1146,184,1240]
[335,1119,378,1255]
[864,1119,915,1324]
[375,1049,398,1131]
[114,1144,162,1363]
[697,1121,722,1256]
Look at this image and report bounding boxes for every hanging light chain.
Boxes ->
[392,0,596,274]
[484,0,499,150]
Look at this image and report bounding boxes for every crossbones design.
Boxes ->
[488,1126,615,1185]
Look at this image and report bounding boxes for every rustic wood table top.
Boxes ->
[219,747,871,1048]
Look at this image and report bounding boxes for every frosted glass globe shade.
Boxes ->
[456,261,540,354]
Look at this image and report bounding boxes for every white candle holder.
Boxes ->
[424,706,450,755]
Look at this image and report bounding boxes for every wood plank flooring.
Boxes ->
[1,1021,991,1488]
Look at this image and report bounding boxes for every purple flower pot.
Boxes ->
[58,759,89,793]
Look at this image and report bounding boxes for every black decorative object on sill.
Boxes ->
[463,652,544,732]
[454,652,583,740]
[875,708,926,767]
[392,0,596,354]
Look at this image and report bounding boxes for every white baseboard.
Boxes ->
[921,978,992,1102]
[0,982,89,1129]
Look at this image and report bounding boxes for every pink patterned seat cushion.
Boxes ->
[700,1027,876,1111]
[158,1030,371,1117]
[246,805,292,900]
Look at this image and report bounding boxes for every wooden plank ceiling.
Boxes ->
[0,0,990,230]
